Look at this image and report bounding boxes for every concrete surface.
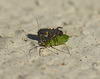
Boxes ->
[0,0,100,79]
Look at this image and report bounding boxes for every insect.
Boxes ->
[39,34,72,56]
[29,17,72,56]
[37,27,63,43]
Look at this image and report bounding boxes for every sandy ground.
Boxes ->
[0,0,100,79]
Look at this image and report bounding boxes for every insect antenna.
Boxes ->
[35,16,40,31]
[65,31,77,37]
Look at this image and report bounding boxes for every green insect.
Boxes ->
[39,34,72,56]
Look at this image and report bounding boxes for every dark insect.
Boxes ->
[37,27,63,43]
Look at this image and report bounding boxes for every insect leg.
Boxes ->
[40,35,43,43]
[39,35,46,44]
[53,28,58,42]
[42,35,46,42]
[51,46,59,55]
[39,47,46,56]
[51,46,68,54]
[29,45,40,55]
[64,44,71,56]
[50,39,59,55]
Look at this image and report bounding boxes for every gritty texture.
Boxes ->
[0,0,100,79]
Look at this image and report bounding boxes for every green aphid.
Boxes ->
[39,34,72,55]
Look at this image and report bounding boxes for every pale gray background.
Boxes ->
[0,0,100,79]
